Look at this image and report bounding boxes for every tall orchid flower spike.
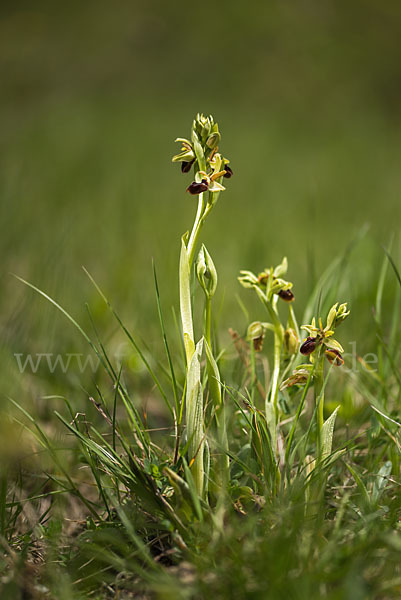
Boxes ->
[175,114,232,498]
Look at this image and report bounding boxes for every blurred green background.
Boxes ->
[1,0,401,403]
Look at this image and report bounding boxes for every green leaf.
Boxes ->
[153,260,180,419]
[179,235,195,363]
[186,339,205,497]
[265,402,276,458]
[345,463,371,508]
[204,338,222,407]
[321,406,339,461]
[372,460,392,504]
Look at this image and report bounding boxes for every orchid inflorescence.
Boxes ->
[174,113,232,497]
[238,254,350,401]
[172,113,233,199]
[238,256,295,303]
[281,303,350,390]
[300,302,350,365]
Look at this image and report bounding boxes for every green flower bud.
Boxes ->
[196,244,217,298]
[284,328,299,355]
[238,270,259,288]
[193,113,214,144]
[334,303,350,327]
[270,277,293,297]
[191,131,206,172]
[273,257,288,278]
[325,303,338,330]
[206,131,221,149]
[257,270,270,286]
[247,321,265,352]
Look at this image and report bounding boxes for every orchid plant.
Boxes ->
[173,114,232,497]
[238,261,350,466]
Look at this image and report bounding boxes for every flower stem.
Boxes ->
[314,354,325,455]
[179,191,213,499]
[187,193,206,269]
[203,298,229,493]
[269,328,282,416]
[179,193,206,366]
[205,296,212,349]
[259,295,284,420]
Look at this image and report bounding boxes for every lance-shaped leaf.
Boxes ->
[321,405,339,461]
[179,234,195,363]
[204,338,222,407]
[372,460,392,505]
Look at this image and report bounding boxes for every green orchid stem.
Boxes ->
[179,189,217,502]
[204,296,230,492]
[180,192,207,366]
[187,193,206,269]
[204,297,220,413]
[314,354,325,455]
[180,191,215,362]
[205,296,212,349]
[259,296,284,421]
[288,303,300,340]
[249,342,256,406]
[269,329,282,417]
[265,298,284,343]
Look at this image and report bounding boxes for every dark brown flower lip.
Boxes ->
[300,336,317,355]
[181,159,195,173]
[186,179,209,195]
[253,335,264,352]
[223,165,233,178]
[278,288,294,302]
[325,348,344,366]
